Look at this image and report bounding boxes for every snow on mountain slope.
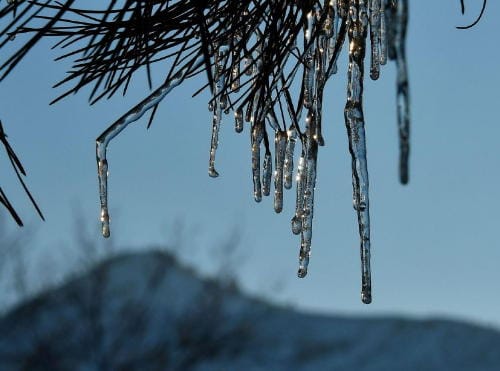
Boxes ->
[0,250,499,371]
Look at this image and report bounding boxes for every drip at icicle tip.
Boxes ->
[208,44,229,179]
[100,208,110,238]
[298,240,310,277]
[297,267,308,278]
[297,231,311,278]
[362,288,372,304]
[208,166,219,178]
[297,245,310,278]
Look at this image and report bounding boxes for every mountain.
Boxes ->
[0,250,499,371]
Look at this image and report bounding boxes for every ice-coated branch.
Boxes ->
[0,0,419,303]
[96,55,205,238]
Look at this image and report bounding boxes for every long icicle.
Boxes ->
[274,130,286,213]
[262,149,272,197]
[208,44,230,178]
[298,110,318,278]
[393,0,410,184]
[344,0,372,304]
[96,55,205,238]
[251,119,264,203]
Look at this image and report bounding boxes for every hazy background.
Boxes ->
[1,2,499,327]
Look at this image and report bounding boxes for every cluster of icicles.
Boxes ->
[96,0,409,304]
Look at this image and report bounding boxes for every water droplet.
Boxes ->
[297,267,308,278]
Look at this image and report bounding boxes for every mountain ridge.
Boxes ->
[0,250,499,371]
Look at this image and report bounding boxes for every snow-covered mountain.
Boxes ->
[0,250,499,371]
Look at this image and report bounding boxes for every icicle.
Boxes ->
[208,44,230,178]
[305,10,315,42]
[344,0,372,304]
[231,48,241,92]
[386,0,397,60]
[247,44,262,128]
[369,0,382,80]
[274,130,286,213]
[248,31,267,201]
[245,101,253,123]
[303,11,317,109]
[97,152,110,238]
[393,0,410,184]
[284,126,297,190]
[251,121,264,202]
[220,94,228,110]
[208,117,221,177]
[338,0,349,19]
[235,107,244,133]
[298,40,325,279]
[291,149,306,235]
[313,94,325,146]
[231,66,240,92]
[303,52,315,109]
[315,37,327,147]
[298,154,317,278]
[323,0,339,75]
[262,151,272,197]
[95,55,205,238]
[328,0,344,77]
[298,110,318,278]
[296,26,327,275]
[379,0,388,65]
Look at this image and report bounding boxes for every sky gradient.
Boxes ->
[1,2,499,328]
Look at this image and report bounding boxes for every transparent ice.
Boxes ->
[94,0,409,303]
[96,56,205,239]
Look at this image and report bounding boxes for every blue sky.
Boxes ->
[1,2,499,328]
